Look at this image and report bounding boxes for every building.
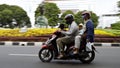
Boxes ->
[97,12,120,29]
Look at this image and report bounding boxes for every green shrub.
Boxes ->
[111,21,120,30]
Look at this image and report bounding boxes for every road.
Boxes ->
[0,46,120,68]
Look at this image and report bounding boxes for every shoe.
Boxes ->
[73,48,79,54]
[73,51,78,54]
[57,54,64,59]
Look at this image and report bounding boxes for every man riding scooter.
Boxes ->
[57,14,79,59]
[39,14,96,63]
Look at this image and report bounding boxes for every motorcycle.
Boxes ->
[38,31,96,63]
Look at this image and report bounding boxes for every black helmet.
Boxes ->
[64,14,74,24]
[65,14,74,21]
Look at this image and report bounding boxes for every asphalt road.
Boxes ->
[0,46,120,68]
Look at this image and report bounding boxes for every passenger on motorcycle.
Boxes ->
[73,11,94,54]
[73,23,84,54]
[56,14,79,59]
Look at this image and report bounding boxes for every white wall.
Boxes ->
[97,16,119,28]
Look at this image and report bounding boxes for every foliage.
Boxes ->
[0,28,58,37]
[10,5,31,27]
[95,29,120,42]
[103,29,120,36]
[0,28,120,42]
[95,29,120,37]
[35,2,98,28]
[35,2,60,27]
[117,1,120,8]
[0,4,30,28]
[90,11,99,28]
[117,1,120,15]
[111,21,120,30]
[0,9,13,26]
[60,10,99,28]
[95,29,115,36]
[74,11,83,25]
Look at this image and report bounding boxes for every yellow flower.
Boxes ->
[0,28,118,37]
[95,29,115,36]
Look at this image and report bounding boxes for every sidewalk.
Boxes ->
[0,41,120,47]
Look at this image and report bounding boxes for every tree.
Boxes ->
[0,4,30,28]
[117,1,120,16]
[35,2,60,27]
[74,11,83,25]
[10,5,31,27]
[117,1,120,8]
[90,11,99,28]
[0,9,13,26]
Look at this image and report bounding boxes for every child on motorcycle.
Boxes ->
[73,23,84,54]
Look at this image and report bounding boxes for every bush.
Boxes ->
[111,21,120,30]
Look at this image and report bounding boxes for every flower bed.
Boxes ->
[0,28,120,42]
[0,28,57,37]
[94,29,120,43]
[95,35,120,43]
[0,35,120,43]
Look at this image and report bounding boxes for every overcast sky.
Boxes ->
[0,0,119,16]
[0,0,120,27]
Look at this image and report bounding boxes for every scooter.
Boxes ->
[38,31,96,63]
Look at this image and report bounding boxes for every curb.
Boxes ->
[94,43,120,47]
[0,41,42,46]
[0,41,120,47]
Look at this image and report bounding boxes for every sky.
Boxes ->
[0,0,119,15]
[0,0,120,28]
[51,0,119,16]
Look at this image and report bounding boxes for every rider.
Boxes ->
[57,14,79,59]
[73,11,94,54]
[82,11,94,43]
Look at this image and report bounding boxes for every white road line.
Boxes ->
[9,54,38,57]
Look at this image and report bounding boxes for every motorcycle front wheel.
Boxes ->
[39,48,53,62]
[79,51,95,64]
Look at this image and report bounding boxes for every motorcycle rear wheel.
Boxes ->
[39,48,53,62]
[79,51,95,63]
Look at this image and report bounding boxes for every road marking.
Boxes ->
[9,54,38,57]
